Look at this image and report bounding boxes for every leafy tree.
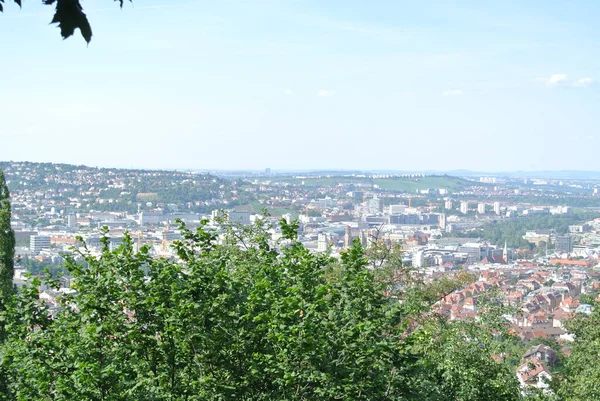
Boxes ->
[0,219,524,400]
[0,171,15,396]
[555,300,600,400]
[0,170,14,297]
[0,0,130,43]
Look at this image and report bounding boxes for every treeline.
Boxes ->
[18,256,66,277]
[456,195,600,208]
[456,212,600,248]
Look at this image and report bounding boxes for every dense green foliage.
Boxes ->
[455,212,600,249]
[556,301,600,400]
[18,256,66,277]
[0,171,15,295]
[0,170,15,396]
[0,219,522,400]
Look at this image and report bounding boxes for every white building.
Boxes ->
[30,235,51,255]
[389,205,406,214]
[460,201,469,214]
[477,203,486,214]
[517,359,552,393]
[317,233,330,252]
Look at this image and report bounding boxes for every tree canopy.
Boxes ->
[0,218,523,400]
[0,0,130,43]
[0,170,14,296]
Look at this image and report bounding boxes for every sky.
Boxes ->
[1,0,599,172]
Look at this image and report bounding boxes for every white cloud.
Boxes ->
[536,73,567,87]
[316,90,335,97]
[573,77,594,87]
[441,90,463,97]
[284,89,293,96]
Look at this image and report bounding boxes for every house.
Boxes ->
[522,344,558,366]
[542,293,561,310]
[517,358,552,391]
[463,297,477,311]
[560,296,580,313]
[575,304,593,315]
[552,308,572,328]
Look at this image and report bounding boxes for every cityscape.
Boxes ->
[3,160,600,394]
[2,0,600,399]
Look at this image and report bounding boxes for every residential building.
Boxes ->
[30,235,51,255]
[555,235,574,253]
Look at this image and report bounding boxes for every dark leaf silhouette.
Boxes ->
[0,0,22,12]
[1,0,132,42]
[50,0,92,43]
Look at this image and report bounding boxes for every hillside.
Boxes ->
[262,174,477,193]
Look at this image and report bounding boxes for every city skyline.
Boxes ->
[1,0,599,171]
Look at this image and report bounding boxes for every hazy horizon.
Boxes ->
[1,0,599,171]
[7,159,600,180]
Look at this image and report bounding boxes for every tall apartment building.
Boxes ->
[555,235,574,254]
[30,235,51,255]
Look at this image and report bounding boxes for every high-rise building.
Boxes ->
[493,202,501,215]
[444,200,453,210]
[477,203,486,214]
[344,225,353,249]
[460,201,469,214]
[438,213,447,230]
[555,236,574,254]
[366,197,383,214]
[30,235,51,255]
[317,233,330,252]
[67,214,77,228]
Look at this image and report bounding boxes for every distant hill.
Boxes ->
[264,174,478,193]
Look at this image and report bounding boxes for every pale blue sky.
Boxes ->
[1,0,599,171]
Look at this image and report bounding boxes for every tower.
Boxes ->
[438,213,447,231]
[344,225,353,249]
[503,241,509,263]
